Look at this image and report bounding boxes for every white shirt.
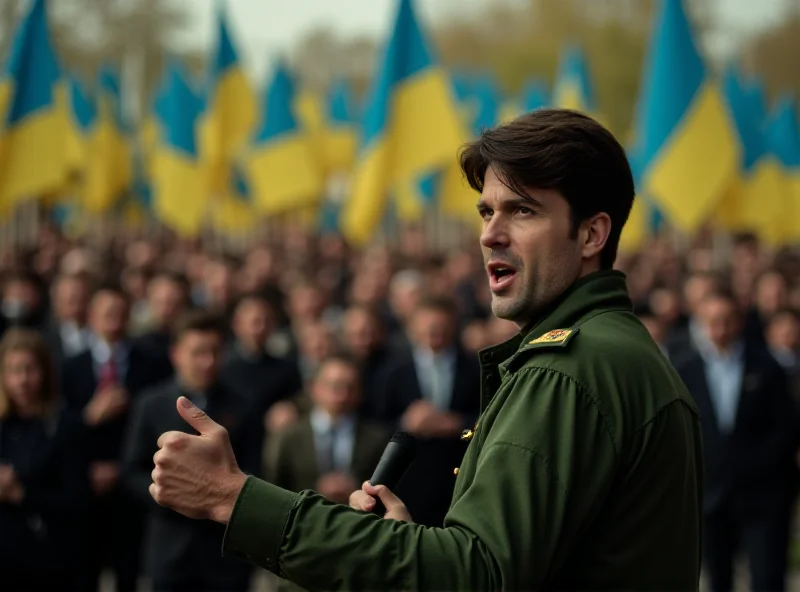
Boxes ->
[699,340,745,433]
[89,335,130,382]
[59,321,89,357]
[412,347,456,411]
[310,408,356,474]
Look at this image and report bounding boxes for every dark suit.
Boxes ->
[266,415,390,494]
[219,345,302,417]
[122,380,262,592]
[675,344,797,592]
[374,348,481,527]
[60,343,172,592]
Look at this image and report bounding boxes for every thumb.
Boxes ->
[177,396,221,437]
[364,482,404,512]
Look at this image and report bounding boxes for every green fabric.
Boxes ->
[222,270,704,591]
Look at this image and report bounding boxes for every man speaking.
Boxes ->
[149,109,703,591]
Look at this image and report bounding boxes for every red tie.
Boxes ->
[98,357,119,390]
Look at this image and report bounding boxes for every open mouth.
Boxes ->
[487,262,518,292]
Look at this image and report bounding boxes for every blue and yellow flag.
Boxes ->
[151,61,207,236]
[340,0,464,245]
[83,67,132,214]
[631,0,740,233]
[716,67,787,244]
[63,74,95,188]
[552,45,597,116]
[199,3,256,200]
[246,61,323,214]
[325,79,359,174]
[0,0,70,212]
[764,96,800,242]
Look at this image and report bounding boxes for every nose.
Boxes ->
[480,213,510,250]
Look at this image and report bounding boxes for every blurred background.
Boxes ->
[0,0,798,591]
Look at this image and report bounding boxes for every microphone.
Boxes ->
[367,430,416,516]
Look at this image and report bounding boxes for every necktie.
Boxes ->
[98,356,119,390]
[323,424,338,474]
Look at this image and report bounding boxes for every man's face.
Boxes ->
[343,309,379,358]
[232,299,272,349]
[411,308,454,353]
[478,166,584,327]
[148,278,186,327]
[89,291,129,343]
[172,330,222,391]
[311,360,360,416]
[699,297,741,351]
[53,277,89,323]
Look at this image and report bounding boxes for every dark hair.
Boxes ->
[767,308,800,326]
[633,301,656,319]
[701,288,739,310]
[312,351,361,382]
[459,108,635,269]
[151,270,190,293]
[91,281,129,304]
[172,309,225,343]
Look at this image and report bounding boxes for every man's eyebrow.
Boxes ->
[476,195,544,210]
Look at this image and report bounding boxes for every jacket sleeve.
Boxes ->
[120,395,157,506]
[221,366,619,591]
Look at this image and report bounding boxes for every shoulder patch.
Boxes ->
[529,328,573,345]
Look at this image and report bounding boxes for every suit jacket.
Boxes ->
[60,344,172,464]
[265,416,390,494]
[675,343,797,511]
[373,347,481,527]
[121,380,261,582]
[219,346,303,417]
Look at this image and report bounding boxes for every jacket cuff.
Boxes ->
[221,475,299,576]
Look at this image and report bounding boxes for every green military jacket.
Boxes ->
[221,270,704,591]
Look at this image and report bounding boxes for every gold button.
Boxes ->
[453,467,459,475]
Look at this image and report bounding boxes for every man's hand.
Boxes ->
[83,386,129,426]
[264,400,298,433]
[401,400,463,438]
[349,481,412,522]
[90,461,119,495]
[0,464,15,489]
[316,472,358,504]
[150,397,247,524]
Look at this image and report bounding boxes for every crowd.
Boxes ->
[0,220,798,591]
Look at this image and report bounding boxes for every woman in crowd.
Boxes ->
[0,328,89,590]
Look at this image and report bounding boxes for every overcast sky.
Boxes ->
[167,0,794,83]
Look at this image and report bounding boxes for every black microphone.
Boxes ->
[367,430,416,516]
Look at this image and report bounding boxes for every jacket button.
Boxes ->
[482,351,493,361]
[453,467,459,475]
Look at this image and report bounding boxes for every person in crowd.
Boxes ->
[674,289,798,592]
[373,296,481,527]
[41,271,92,369]
[220,293,303,435]
[265,353,389,506]
[0,329,89,591]
[123,310,261,592]
[60,283,172,592]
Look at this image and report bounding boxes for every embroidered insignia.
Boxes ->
[461,421,479,441]
[529,328,572,345]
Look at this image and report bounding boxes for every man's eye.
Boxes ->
[478,208,493,220]
[516,206,534,216]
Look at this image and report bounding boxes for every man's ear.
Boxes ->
[580,213,612,260]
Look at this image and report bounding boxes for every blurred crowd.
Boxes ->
[0,222,798,591]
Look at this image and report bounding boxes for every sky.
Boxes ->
[169,0,795,84]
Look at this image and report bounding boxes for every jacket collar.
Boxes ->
[479,270,633,366]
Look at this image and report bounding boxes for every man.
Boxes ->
[122,310,261,592]
[265,353,389,506]
[41,271,92,369]
[372,296,480,527]
[133,270,192,369]
[60,283,171,592]
[149,109,704,590]
[674,290,796,592]
[220,293,302,433]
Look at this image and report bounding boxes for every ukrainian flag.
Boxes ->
[199,3,256,200]
[764,97,800,242]
[83,67,132,214]
[325,79,359,173]
[716,67,786,244]
[245,61,323,214]
[63,74,95,190]
[552,45,597,116]
[151,61,207,236]
[632,0,740,234]
[0,0,70,212]
[340,0,464,246]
